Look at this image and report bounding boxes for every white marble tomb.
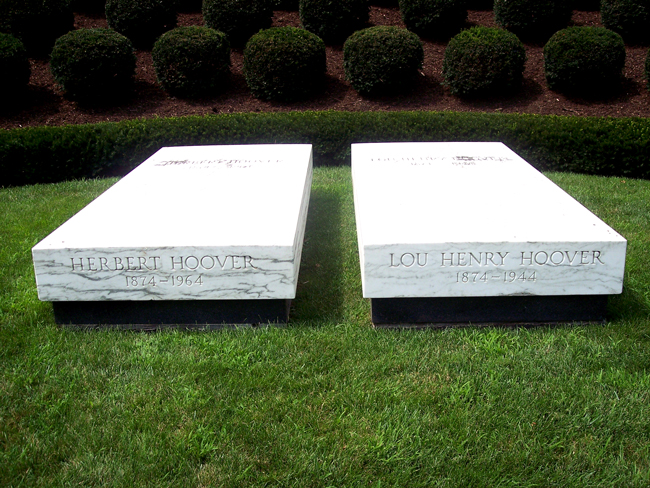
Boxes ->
[33,144,313,302]
[352,142,627,299]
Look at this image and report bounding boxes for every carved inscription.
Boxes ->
[388,250,606,285]
[70,255,258,272]
[369,155,512,166]
[154,158,282,170]
[389,250,604,268]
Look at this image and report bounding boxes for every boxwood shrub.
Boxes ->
[203,0,273,46]
[105,0,177,48]
[343,26,423,96]
[494,0,571,40]
[443,26,526,97]
[299,0,369,43]
[544,27,626,96]
[243,27,326,101]
[153,26,230,98]
[50,28,136,102]
[601,0,650,44]
[0,33,30,93]
[0,0,73,54]
[398,0,467,38]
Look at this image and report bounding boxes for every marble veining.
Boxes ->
[352,142,627,298]
[33,144,313,301]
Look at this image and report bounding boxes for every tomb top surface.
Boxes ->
[34,144,313,250]
[352,142,625,246]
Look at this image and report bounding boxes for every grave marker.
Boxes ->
[352,142,627,326]
[32,144,313,328]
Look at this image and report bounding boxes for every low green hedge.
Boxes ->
[1,111,649,186]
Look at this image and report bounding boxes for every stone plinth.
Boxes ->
[33,144,313,327]
[352,142,627,326]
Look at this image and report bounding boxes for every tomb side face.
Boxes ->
[352,142,627,299]
[32,144,313,301]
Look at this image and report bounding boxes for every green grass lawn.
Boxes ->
[1,168,649,487]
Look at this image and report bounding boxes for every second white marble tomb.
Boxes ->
[352,142,627,299]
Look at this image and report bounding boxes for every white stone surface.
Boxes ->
[33,144,313,301]
[352,142,627,298]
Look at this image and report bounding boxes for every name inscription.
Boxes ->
[388,250,605,285]
[154,158,283,170]
[70,254,259,273]
[389,250,604,269]
[369,155,513,166]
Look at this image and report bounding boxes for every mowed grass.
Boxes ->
[1,168,649,487]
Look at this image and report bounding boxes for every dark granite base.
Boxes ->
[371,295,609,327]
[53,299,291,329]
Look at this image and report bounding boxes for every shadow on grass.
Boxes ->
[608,284,650,322]
[292,185,345,324]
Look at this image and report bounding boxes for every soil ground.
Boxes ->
[2,7,649,130]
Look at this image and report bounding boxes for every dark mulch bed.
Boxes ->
[2,7,649,130]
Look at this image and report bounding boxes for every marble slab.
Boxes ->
[33,144,313,303]
[352,142,627,300]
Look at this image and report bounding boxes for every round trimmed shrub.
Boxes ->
[203,0,273,46]
[243,27,326,101]
[442,26,526,97]
[299,0,369,43]
[544,27,626,95]
[494,0,571,40]
[601,0,650,43]
[50,28,136,102]
[105,0,177,48]
[0,33,30,92]
[153,26,230,98]
[0,0,73,54]
[343,26,423,96]
[399,0,467,37]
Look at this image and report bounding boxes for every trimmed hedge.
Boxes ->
[2,111,650,187]
[299,0,369,43]
[50,28,136,102]
[0,0,73,54]
[494,0,571,40]
[243,27,326,101]
[203,0,273,46]
[544,27,626,96]
[0,33,30,93]
[601,0,650,44]
[153,26,230,98]
[398,0,467,38]
[442,26,526,97]
[343,26,423,96]
[105,0,177,48]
